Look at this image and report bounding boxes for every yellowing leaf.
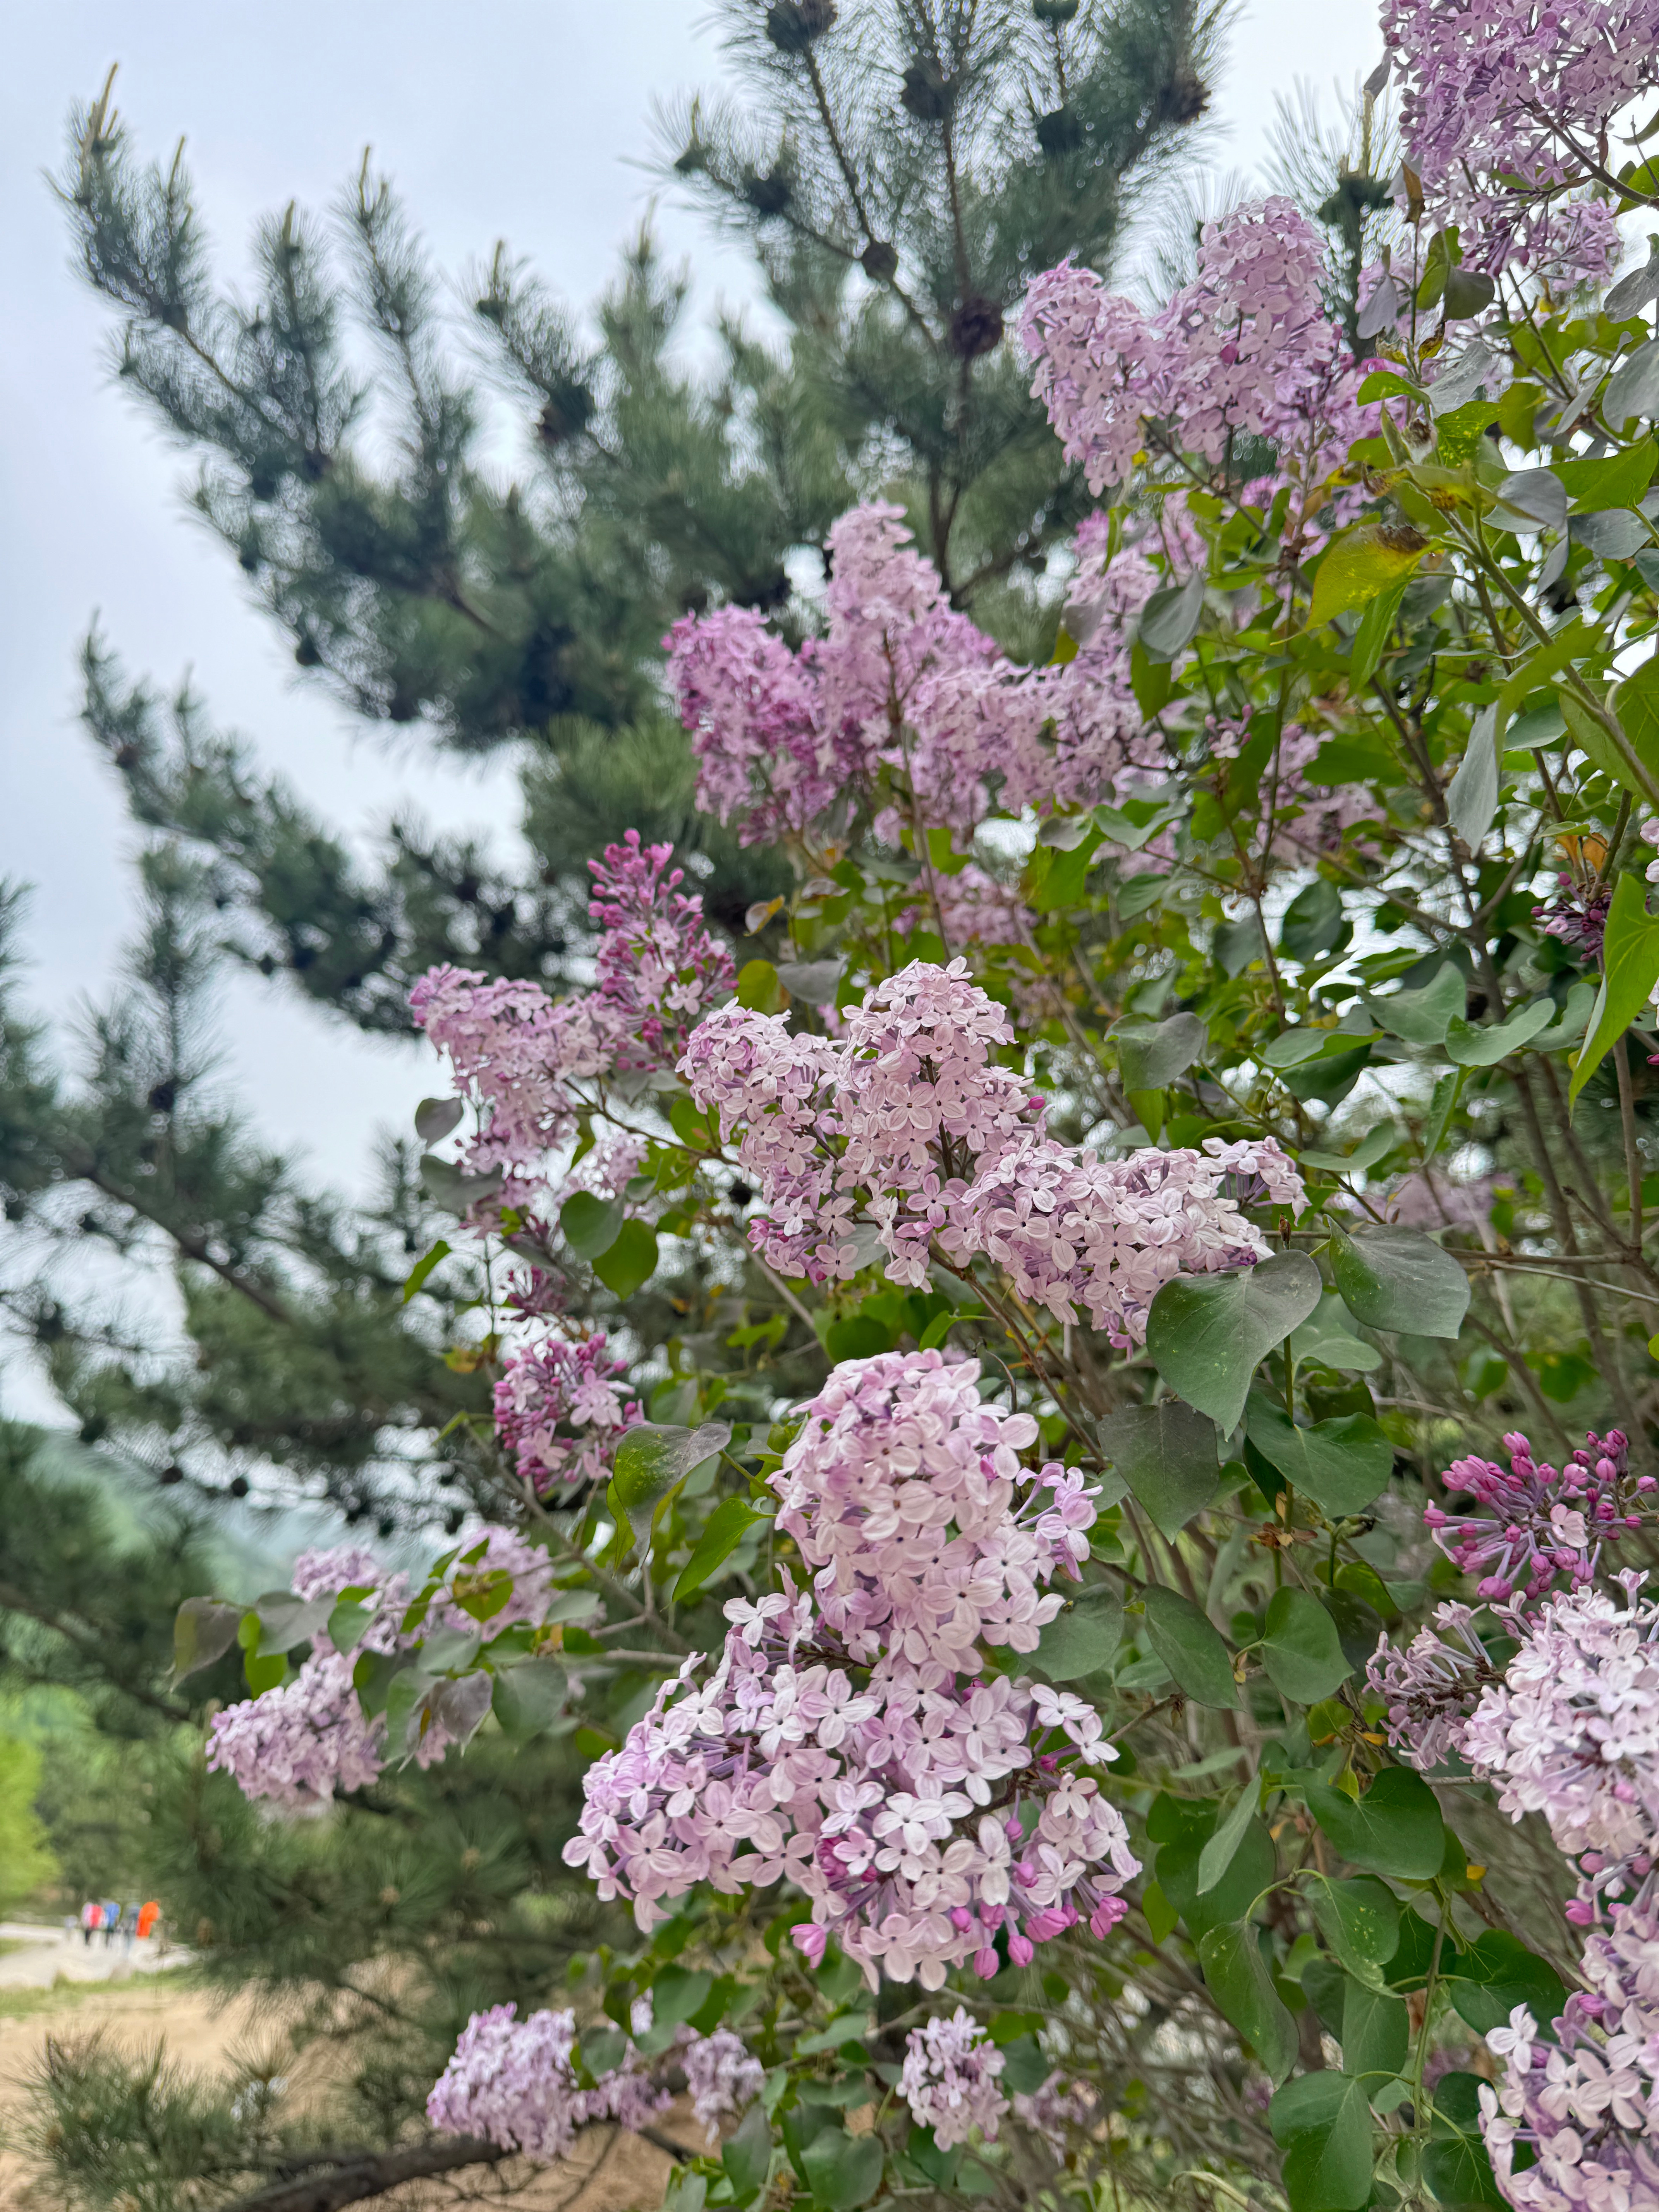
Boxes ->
[1309,524,1430,627]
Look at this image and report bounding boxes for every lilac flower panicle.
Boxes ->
[1479,1903,1659,2211]
[563,1349,1139,1991]
[943,1132,1304,1350]
[665,496,1234,838]
[1384,0,1659,272]
[1020,201,1376,515]
[682,958,1303,1330]
[207,1530,555,1812]
[1367,1602,1501,1770]
[678,2027,766,2145]
[493,1332,642,1494]
[409,831,733,1184]
[1425,1429,1649,1607]
[1013,2075,1099,2159]
[425,2003,672,2162]
[1461,1575,1659,1877]
[900,2011,1010,2148]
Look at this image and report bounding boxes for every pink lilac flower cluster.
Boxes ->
[1479,1905,1659,2212]
[1366,1601,1503,1769]
[900,2010,1009,2148]
[1386,1170,1498,1231]
[410,834,733,1180]
[1382,0,1658,275]
[586,831,736,1064]
[682,957,1302,1325]
[425,2002,672,2160]
[941,1135,1305,1349]
[1020,200,1374,503]
[666,500,1208,841]
[680,960,1045,1286]
[1204,720,1383,860]
[493,1332,642,1495]
[1425,1429,1650,1607]
[1013,2075,1099,2159]
[1534,875,1611,960]
[666,503,1011,846]
[679,2026,766,2146]
[207,1533,555,1812]
[562,1350,1139,1991]
[1461,1574,1659,1875]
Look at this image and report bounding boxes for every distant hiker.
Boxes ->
[136,1900,159,1941]
[80,1901,100,1946]
[101,1899,119,1947]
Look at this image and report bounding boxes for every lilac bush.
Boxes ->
[177,6,1659,2203]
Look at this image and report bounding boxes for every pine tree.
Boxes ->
[55,0,1214,1025]
[2,9,1224,2206]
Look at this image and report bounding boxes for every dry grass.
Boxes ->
[0,1973,697,2212]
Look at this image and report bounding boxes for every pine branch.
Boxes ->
[213,2136,508,2212]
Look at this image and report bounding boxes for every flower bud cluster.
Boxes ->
[1425,1429,1650,1607]
[562,1350,1137,1990]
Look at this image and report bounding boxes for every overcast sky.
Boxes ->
[0,0,1382,1422]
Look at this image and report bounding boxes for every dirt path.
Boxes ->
[0,1972,690,2212]
[0,1920,179,1990]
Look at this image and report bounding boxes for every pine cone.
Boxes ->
[949,295,1005,359]
[536,380,595,447]
[861,239,899,282]
[765,0,837,50]
[1036,106,1084,155]
[1155,65,1209,124]
[743,167,792,216]
[901,58,953,121]
[736,565,792,611]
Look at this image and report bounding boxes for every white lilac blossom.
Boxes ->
[1366,1602,1503,1770]
[562,1350,1138,1990]
[1479,1904,1659,2212]
[681,958,1303,1324]
[1425,1430,1650,1607]
[678,2027,766,2145]
[425,2003,670,2160]
[1461,1575,1659,1877]
[207,1532,555,1811]
[900,2011,1009,2149]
